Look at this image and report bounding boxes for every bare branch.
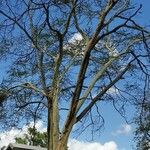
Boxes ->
[76,62,132,122]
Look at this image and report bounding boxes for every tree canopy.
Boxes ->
[134,98,150,150]
[0,0,150,150]
[15,127,47,148]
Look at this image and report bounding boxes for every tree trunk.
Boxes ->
[47,102,76,150]
[47,99,53,150]
[56,139,68,150]
[55,132,69,150]
[47,94,59,150]
[55,116,76,150]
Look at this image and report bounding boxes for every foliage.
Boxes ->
[15,127,47,148]
[134,100,150,150]
[0,0,150,150]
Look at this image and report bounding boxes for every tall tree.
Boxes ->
[134,97,150,150]
[0,0,150,150]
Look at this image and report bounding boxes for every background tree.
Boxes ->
[0,0,150,150]
[134,96,150,150]
[15,127,47,147]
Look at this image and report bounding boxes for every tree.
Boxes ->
[134,97,150,150]
[15,127,47,147]
[0,0,150,150]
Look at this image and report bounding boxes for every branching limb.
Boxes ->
[76,62,132,122]
[17,101,44,111]
[62,0,78,36]
[63,0,119,130]
[8,82,47,96]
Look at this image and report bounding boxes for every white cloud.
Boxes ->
[112,124,132,136]
[0,121,119,150]
[68,139,118,150]
[69,33,83,44]
[63,32,84,57]
[107,87,119,95]
[0,120,46,148]
[0,127,21,148]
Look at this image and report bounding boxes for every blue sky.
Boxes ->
[70,1,150,150]
[0,1,150,150]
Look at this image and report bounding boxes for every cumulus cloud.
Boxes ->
[112,124,132,136]
[63,32,84,56]
[69,33,83,44]
[0,120,46,148]
[68,139,118,150]
[107,87,119,95]
[0,121,119,150]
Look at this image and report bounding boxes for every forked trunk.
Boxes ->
[55,116,76,150]
[47,104,76,150]
[56,139,68,150]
